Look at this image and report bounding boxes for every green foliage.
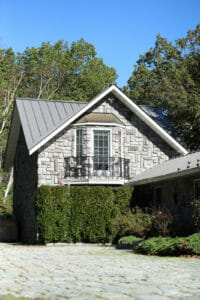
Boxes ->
[18,39,117,101]
[35,185,133,244]
[134,233,200,256]
[0,39,117,196]
[69,186,118,243]
[150,207,173,237]
[111,186,133,214]
[118,235,142,245]
[187,233,200,255]
[35,186,72,243]
[113,207,152,239]
[113,206,173,240]
[125,24,200,151]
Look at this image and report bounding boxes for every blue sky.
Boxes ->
[0,0,199,87]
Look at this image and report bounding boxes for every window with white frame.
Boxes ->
[93,130,110,170]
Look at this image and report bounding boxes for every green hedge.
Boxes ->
[134,233,200,256]
[118,235,142,245]
[35,185,133,244]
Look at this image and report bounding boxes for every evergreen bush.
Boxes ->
[35,185,133,244]
[112,207,152,239]
[134,233,200,256]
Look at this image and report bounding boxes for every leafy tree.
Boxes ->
[19,38,117,101]
[0,48,25,167]
[0,38,117,205]
[125,24,200,151]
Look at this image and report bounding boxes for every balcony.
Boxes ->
[64,156,130,184]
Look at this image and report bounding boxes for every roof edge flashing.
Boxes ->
[20,85,187,156]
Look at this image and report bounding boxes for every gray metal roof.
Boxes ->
[139,106,173,134]
[4,85,188,171]
[16,98,87,152]
[128,151,200,186]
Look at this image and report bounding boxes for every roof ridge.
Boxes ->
[15,97,87,104]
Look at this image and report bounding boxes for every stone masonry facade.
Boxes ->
[133,173,199,234]
[13,129,38,242]
[13,95,180,241]
[37,95,177,186]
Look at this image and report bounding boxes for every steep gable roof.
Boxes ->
[29,85,188,155]
[4,98,86,170]
[4,85,188,170]
[16,98,87,152]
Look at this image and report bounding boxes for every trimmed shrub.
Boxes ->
[134,233,200,256]
[35,185,133,244]
[69,186,118,243]
[134,237,186,256]
[118,235,143,249]
[112,207,152,239]
[111,187,133,214]
[187,233,200,254]
[118,235,141,245]
[35,186,72,243]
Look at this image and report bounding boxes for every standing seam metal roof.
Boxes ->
[16,98,87,152]
[16,98,183,153]
[128,151,200,185]
[139,106,173,134]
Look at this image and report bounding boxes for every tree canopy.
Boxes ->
[0,39,117,205]
[0,38,117,162]
[125,24,200,151]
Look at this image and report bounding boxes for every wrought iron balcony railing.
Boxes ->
[64,156,130,180]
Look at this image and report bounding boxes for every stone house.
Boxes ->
[4,85,188,241]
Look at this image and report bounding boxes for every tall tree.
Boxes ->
[125,24,200,151]
[0,48,25,167]
[19,39,117,101]
[0,39,117,204]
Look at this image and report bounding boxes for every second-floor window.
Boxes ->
[94,130,110,170]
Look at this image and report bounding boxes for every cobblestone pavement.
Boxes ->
[0,243,200,299]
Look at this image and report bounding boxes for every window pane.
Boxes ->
[94,130,110,170]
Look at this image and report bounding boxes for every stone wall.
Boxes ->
[133,174,200,234]
[37,94,178,185]
[90,96,177,176]
[13,129,38,242]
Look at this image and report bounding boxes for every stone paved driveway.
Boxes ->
[0,243,200,299]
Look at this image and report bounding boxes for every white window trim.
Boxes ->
[74,126,124,159]
[120,129,124,159]
[73,128,77,157]
[91,127,112,157]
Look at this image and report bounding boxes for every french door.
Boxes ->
[93,130,110,170]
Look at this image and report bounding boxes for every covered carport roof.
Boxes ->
[127,151,200,186]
